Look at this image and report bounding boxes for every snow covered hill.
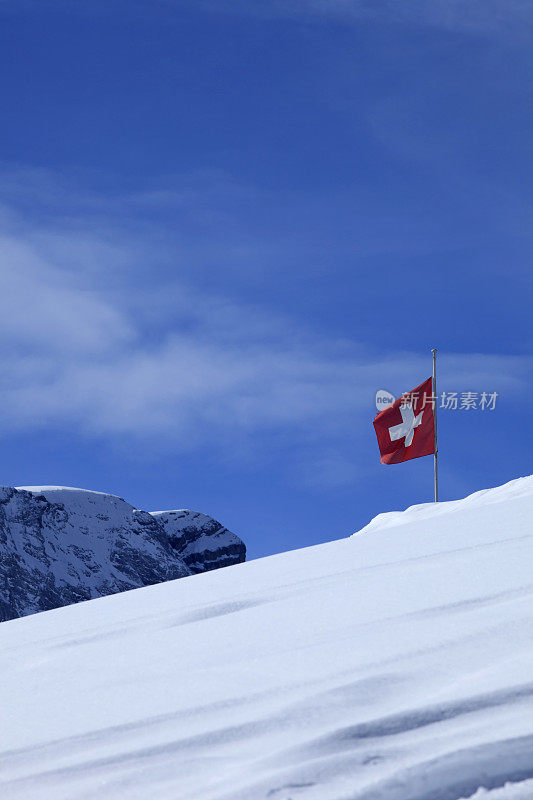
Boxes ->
[1,476,533,800]
[0,486,245,621]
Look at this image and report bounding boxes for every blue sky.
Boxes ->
[0,0,531,559]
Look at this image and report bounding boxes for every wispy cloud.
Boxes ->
[0,168,529,484]
[185,0,533,36]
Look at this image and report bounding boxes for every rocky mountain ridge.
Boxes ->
[0,485,245,621]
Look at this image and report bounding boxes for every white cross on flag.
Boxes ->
[373,377,435,465]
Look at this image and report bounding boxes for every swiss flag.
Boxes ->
[374,377,435,465]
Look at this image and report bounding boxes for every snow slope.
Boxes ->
[1,476,533,800]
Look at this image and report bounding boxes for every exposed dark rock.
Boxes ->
[0,486,245,621]
[150,509,246,574]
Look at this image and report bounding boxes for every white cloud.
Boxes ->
[0,169,529,474]
[0,234,133,355]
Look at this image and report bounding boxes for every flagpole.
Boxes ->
[432,348,438,502]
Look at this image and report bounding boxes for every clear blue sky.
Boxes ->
[0,1,531,559]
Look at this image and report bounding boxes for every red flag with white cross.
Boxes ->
[373,377,436,465]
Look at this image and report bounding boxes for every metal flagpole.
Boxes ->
[432,348,438,502]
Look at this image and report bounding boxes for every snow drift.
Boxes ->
[1,476,532,800]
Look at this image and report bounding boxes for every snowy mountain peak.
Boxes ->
[150,508,246,573]
[17,485,126,498]
[0,486,245,621]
